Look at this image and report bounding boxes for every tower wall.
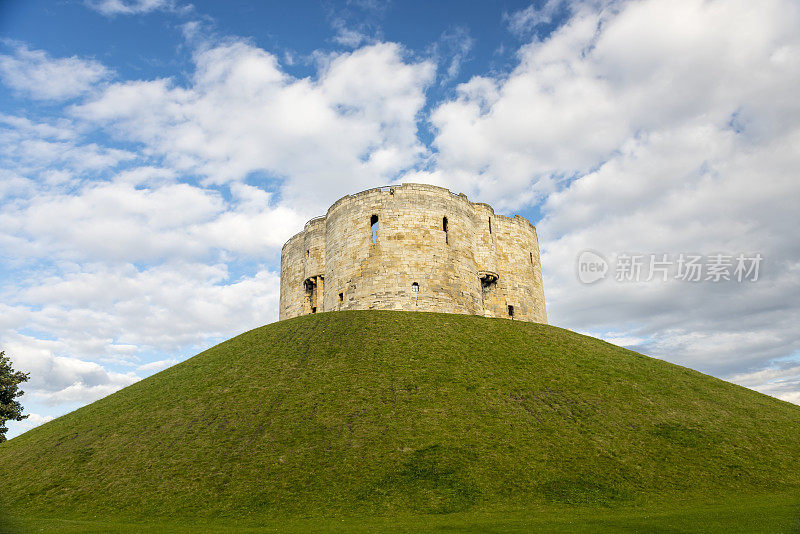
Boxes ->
[279,183,547,323]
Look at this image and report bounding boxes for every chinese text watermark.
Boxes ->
[577,251,762,284]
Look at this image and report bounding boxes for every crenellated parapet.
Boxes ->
[279,183,546,323]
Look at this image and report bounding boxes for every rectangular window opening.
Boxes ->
[489,217,492,234]
[370,214,379,244]
[443,216,449,244]
[339,292,344,302]
[507,305,514,318]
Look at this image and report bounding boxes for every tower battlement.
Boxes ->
[279,183,547,323]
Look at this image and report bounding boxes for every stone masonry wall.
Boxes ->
[279,183,547,323]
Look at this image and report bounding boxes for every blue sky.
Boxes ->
[1,0,800,439]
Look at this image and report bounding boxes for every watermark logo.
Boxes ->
[575,251,763,284]
[577,249,609,284]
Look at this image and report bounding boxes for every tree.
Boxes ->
[0,351,29,443]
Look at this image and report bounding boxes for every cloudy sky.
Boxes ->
[1,0,798,439]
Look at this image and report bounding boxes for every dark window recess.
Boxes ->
[311,307,317,314]
[530,252,534,264]
[339,292,344,302]
[306,249,310,258]
[489,217,492,234]
[508,305,514,317]
[480,271,498,290]
[443,216,449,244]
[371,214,379,244]
[411,282,419,293]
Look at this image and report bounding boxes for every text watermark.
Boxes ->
[577,251,762,284]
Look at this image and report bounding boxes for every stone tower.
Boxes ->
[279,183,547,323]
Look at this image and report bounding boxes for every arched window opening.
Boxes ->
[370,214,379,244]
[411,282,419,295]
[507,305,514,318]
[443,216,449,244]
[304,276,319,315]
[479,271,498,290]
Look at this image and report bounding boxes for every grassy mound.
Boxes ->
[1,311,799,531]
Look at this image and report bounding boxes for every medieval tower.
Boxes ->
[279,183,547,323]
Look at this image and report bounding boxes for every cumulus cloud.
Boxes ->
[0,45,110,101]
[5,413,55,435]
[0,170,305,262]
[75,40,435,212]
[728,363,800,404]
[5,263,280,352]
[0,131,136,175]
[2,337,140,406]
[431,0,800,209]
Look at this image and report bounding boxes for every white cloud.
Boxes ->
[326,0,388,48]
[85,0,180,16]
[331,19,372,48]
[2,337,140,406]
[24,413,55,426]
[137,358,178,372]
[5,413,55,435]
[431,0,800,209]
[75,40,435,212]
[3,262,280,353]
[35,381,136,405]
[427,26,475,84]
[0,173,305,263]
[0,45,109,100]
[728,363,800,404]
[0,259,279,422]
[504,0,574,37]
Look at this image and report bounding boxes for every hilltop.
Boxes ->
[1,311,799,533]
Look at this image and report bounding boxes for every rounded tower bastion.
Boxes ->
[279,183,547,323]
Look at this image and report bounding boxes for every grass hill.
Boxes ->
[1,310,800,533]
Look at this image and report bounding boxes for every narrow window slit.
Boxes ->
[443,216,449,244]
[370,214,379,244]
[488,217,492,234]
[507,305,514,318]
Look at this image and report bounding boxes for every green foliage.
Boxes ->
[0,351,29,443]
[1,311,799,532]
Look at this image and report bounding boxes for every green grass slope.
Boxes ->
[1,311,800,531]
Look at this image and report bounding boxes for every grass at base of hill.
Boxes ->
[3,493,800,533]
[1,310,800,530]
